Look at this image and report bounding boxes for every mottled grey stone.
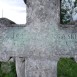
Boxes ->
[15,57,25,77]
[74,55,77,63]
[0,0,77,77]
[25,58,58,77]
[0,18,15,27]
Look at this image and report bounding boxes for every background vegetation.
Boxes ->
[61,0,77,24]
[0,62,17,77]
[58,58,77,77]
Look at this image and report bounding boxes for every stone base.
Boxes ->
[16,58,58,77]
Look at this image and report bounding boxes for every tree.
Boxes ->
[61,0,77,24]
[24,0,26,4]
[61,0,71,24]
[74,0,77,7]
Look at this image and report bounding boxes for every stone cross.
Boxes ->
[0,0,77,77]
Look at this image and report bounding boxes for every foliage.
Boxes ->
[57,58,77,77]
[0,62,17,77]
[24,0,26,4]
[61,0,77,24]
[74,0,77,7]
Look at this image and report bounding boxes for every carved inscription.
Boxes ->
[57,33,77,52]
[58,34,77,39]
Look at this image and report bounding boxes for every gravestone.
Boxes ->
[0,0,77,77]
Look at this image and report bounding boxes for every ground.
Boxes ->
[58,58,77,77]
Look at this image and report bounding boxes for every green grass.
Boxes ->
[57,58,77,77]
[0,62,17,77]
[0,58,77,77]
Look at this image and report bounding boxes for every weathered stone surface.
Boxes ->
[0,18,15,27]
[0,0,76,57]
[0,0,77,77]
[15,57,25,77]
[25,58,58,77]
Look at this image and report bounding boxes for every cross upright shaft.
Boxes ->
[26,0,58,26]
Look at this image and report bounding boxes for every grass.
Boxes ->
[0,62,17,77]
[0,58,77,77]
[57,58,77,77]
